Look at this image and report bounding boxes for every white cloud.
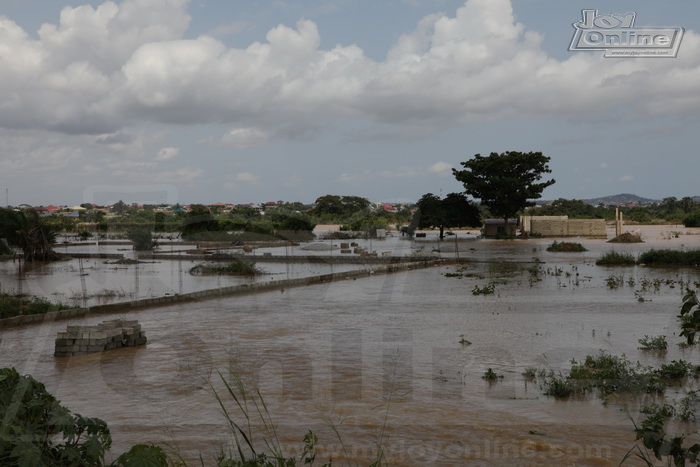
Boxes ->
[380,167,420,178]
[155,146,179,161]
[0,0,698,140]
[220,128,268,149]
[229,172,260,184]
[427,161,452,175]
[619,175,635,182]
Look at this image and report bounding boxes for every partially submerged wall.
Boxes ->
[1,259,443,329]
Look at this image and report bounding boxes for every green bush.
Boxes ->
[596,251,636,265]
[639,249,700,266]
[684,211,700,227]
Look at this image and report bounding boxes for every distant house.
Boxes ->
[483,219,518,238]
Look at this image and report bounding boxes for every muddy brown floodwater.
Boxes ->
[3,227,700,465]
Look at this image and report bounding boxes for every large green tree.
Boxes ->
[413,192,481,240]
[453,151,555,226]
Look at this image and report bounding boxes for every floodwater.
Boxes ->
[3,227,700,465]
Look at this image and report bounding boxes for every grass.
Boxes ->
[546,241,587,252]
[0,293,70,319]
[596,251,636,265]
[190,259,260,276]
[638,249,700,266]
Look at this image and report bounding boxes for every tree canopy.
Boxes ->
[413,192,481,239]
[453,151,555,223]
[311,195,370,219]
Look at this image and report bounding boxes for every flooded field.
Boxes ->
[2,226,700,465]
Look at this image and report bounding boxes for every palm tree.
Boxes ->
[0,208,61,261]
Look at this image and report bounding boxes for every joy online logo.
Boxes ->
[569,10,684,57]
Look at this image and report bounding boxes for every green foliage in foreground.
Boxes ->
[623,392,700,467]
[0,293,70,319]
[0,367,176,466]
[595,251,636,265]
[0,367,112,466]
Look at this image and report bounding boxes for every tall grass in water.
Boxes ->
[595,251,636,265]
[209,354,404,467]
[211,370,389,466]
[211,371,325,466]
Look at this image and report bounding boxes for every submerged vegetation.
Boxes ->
[609,232,644,243]
[189,259,260,276]
[536,351,698,399]
[546,241,587,252]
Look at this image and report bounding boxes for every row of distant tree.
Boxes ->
[4,150,700,260]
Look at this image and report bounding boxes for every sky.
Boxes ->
[0,0,699,207]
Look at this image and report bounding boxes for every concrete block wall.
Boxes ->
[520,216,567,233]
[54,319,146,357]
[530,219,568,236]
[529,218,607,238]
[567,219,607,238]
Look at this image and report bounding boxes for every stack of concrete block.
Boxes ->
[54,319,147,357]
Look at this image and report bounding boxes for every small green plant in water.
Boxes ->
[605,275,625,289]
[482,368,503,380]
[472,281,496,295]
[638,335,668,351]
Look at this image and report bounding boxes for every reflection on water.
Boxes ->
[2,236,700,465]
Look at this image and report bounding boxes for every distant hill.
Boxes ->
[537,193,661,206]
[581,193,660,205]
